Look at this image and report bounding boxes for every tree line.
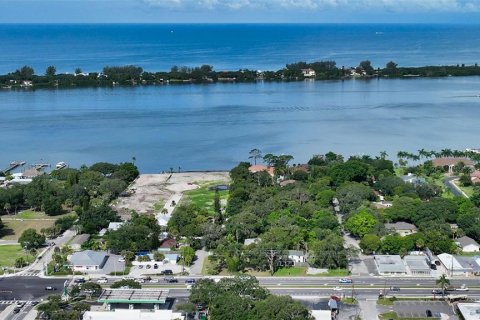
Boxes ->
[2,59,480,89]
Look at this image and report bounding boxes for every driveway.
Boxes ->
[189,249,209,275]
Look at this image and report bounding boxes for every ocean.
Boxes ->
[1,24,480,172]
[1,24,480,73]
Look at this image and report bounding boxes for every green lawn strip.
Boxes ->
[324,268,349,277]
[153,200,165,211]
[341,297,357,305]
[0,244,35,267]
[379,311,433,320]
[453,180,475,197]
[183,181,228,215]
[274,267,307,276]
[425,174,454,199]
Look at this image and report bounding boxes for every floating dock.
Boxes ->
[1,161,26,173]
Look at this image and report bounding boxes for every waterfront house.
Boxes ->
[248,164,275,177]
[432,157,475,173]
[456,236,480,253]
[471,171,480,185]
[385,221,417,237]
[301,68,316,78]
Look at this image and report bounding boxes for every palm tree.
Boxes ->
[379,151,388,160]
[436,274,450,297]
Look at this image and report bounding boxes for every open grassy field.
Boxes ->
[183,181,229,216]
[0,244,35,268]
[0,219,55,240]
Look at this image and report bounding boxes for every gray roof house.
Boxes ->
[385,222,417,237]
[456,236,480,253]
[69,250,109,271]
[401,173,426,185]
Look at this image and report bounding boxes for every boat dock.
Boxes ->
[1,161,26,173]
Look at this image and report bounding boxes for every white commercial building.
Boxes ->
[374,255,407,275]
[457,303,480,320]
[83,310,184,320]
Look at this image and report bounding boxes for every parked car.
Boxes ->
[338,278,352,284]
[164,277,178,283]
[426,309,433,317]
[154,264,159,269]
[161,269,173,275]
[135,278,145,283]
[118,257,125,262]
[45,286,57,291]
[149,278,159,283]
[97,278,108,284]
[138,265,144,269]
[122,276,135,281]
[185,279,196,285]
[146,265,151,269]
[74,278,86,284]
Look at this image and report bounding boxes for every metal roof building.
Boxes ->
[374,255,407,275]
[404,255,431,276]
[98,288,170,305]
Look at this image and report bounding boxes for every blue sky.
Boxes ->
[1,0,480,23]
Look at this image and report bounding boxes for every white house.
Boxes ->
[107,222,124,231]
[287,250,307,265]
[301,68,316,78]
[69,250,109,272]
[457,236,480,253]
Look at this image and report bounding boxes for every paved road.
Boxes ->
[0,277,66,301]
[444,176,467,197]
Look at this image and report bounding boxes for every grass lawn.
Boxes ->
[453,181,475,197]
[425,174,455,199]
[183,181,229,216]
[274,267,307,276]
[0,245,35,268]
[153,200,165,211]
[0,219,55,240]
[379,311,432,320]
[324,268,350,277]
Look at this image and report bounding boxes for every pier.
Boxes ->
[1,161,26,174]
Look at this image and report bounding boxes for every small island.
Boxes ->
[1,60,480,90]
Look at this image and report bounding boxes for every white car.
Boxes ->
[118,257,126,262]
[135,278,145,283]
[149,278,159,283]
[333,286,343,291]
[97,278,108,284]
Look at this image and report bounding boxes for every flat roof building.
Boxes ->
[404,255,431,276]
[457,303,480,320]
[98,288,170,307]
[83,310,184,320]
[374,255,407,275]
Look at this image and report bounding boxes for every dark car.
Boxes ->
[13,307,21,314]
[185,279,196,285]
[161,269,173,275]
[390,286,400,291]
[74,278,86,284]
[45,286,57,291]
[426,309,433,317]
[432,289,443,294]
[164,277,178,283]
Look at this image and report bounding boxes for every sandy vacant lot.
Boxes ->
[114,172,230,219]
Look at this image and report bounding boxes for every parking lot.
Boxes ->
[129,264,184,277]
[394,301,456,318]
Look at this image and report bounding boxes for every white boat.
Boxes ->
[55,162,67,169]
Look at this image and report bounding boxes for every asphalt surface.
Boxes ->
[444,176,464,197]
[0,277,66,302]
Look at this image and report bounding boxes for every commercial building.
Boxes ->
[97,288,170,311]
[69,250,109,271]
[437,253,480,277]
[83,310,184,320]
[374,255,407,275]
[457,303,480,320]
[404,255,431,276]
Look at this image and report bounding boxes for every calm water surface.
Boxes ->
[1,77,479,172]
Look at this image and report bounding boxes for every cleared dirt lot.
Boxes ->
[113,171,230,219]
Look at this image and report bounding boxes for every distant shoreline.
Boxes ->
[2,61,480,91]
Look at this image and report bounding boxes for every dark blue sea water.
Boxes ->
[1,24,480,74]
[1,24,480,172]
